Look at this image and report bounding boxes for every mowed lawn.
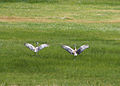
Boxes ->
[0,1,120,86]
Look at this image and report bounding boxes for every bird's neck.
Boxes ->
[74,45,77,51]
[36,44,38,47]
[36,42,39,47]
[75,48,77,51]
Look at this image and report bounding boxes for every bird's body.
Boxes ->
[62,44,89,56]
[24,42,49,55]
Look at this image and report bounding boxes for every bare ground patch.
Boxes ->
[0,16,120,23]
[0,16,55,23]
[96,10,120,13]
[66,19,120,23]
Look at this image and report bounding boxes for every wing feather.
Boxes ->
[37,44,49,51]
[24,43,36,52]
[62,45,74,54]
[76,44,89,54]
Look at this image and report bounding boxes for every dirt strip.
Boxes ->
[0,16,55,23]
[96,10,120,13]
[0,16,120,23]
[67,19,120,23]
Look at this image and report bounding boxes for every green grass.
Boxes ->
[1,0,120,5]
[0,1,120,86]
[0,2,120,21]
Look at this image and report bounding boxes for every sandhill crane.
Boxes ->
[24,42,49,55]
[62,44,89,56]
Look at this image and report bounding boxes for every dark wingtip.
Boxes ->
[61,45,65,48]
[24,43,26,45]
[86,44,89,48]
[47,44,49,47]
[24,43,28,46]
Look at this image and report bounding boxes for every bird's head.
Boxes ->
[36,42,39,45]
[36,42,39,47]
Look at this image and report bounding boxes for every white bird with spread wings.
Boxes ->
[62,44,89,56]
[24,42,49,55]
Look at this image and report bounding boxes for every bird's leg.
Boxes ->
[73,56,77,61]
[36,52,37,56]
[33,52,36,56]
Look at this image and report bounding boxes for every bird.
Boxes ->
[24,42,49,55]
[62,44,89,56]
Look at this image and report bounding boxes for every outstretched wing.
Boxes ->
[37,44,49,51]
[62,45,74,54]
[24,43,35,52]
[76,44,89,54]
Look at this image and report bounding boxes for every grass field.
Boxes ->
[0,0,120,86]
